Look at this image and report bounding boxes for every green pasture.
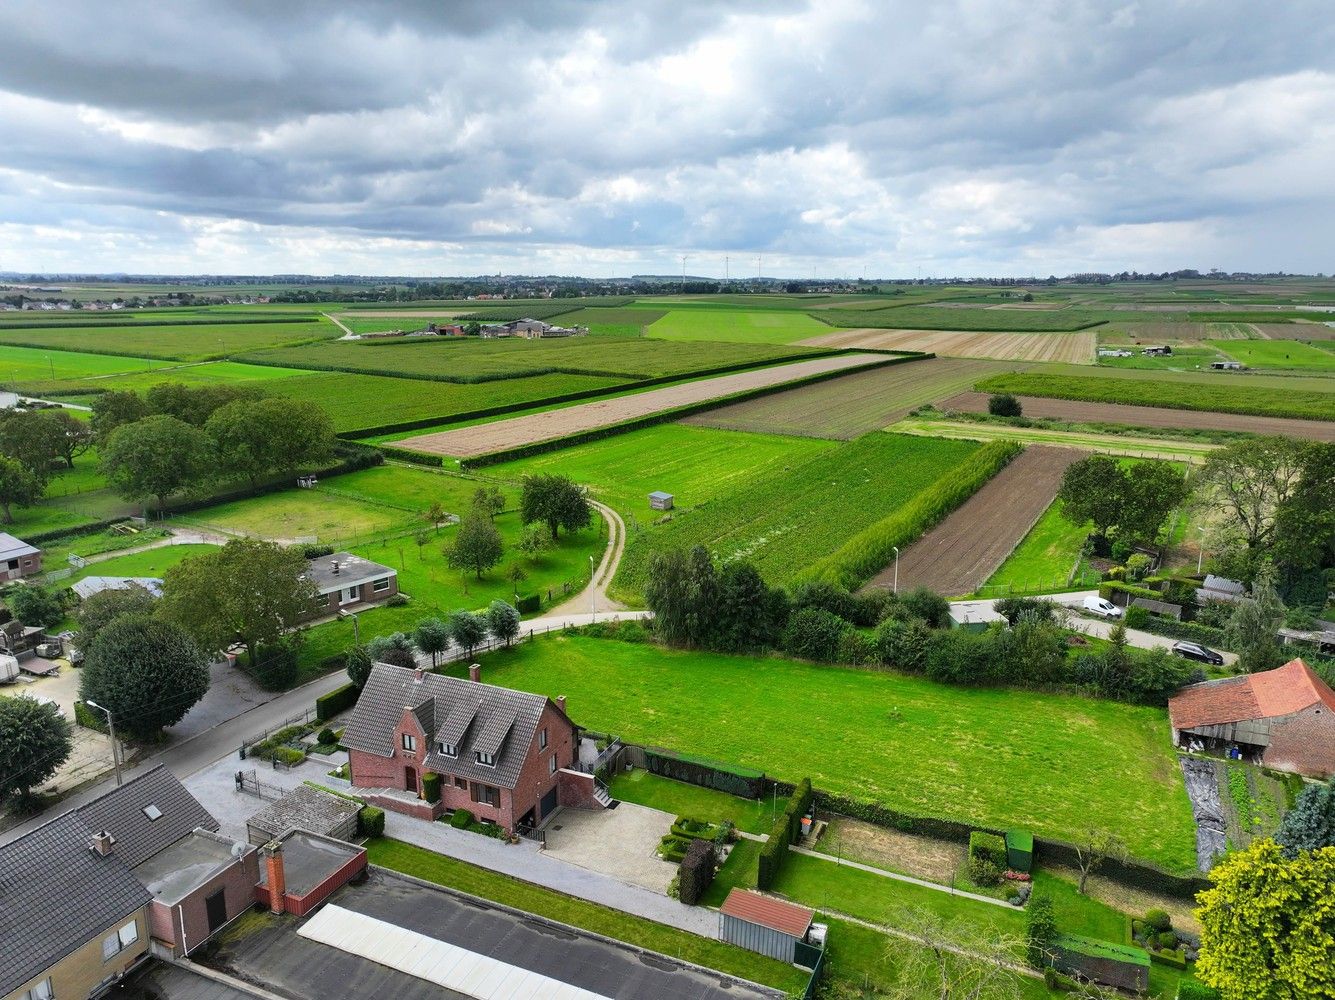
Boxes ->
[1213,338,1335,371]
[0,320,340,361]
[1095,347,1226,371]
[63,544,219,587]
[460,633,1198,871]
[646,308,836,344]
[891,417,1220,460]
[981,499,1091,594]
[0,343,164,384]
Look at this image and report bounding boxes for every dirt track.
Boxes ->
[801,328,1095,364]
[864,445,1082,597]
[942,392,1335,442]
[396,353,886,457]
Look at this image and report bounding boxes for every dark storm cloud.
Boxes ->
[1,0,1333,274]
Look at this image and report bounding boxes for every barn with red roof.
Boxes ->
[1168,658,1335,777]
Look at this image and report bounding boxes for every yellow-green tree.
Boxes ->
[1195,839,1335,1000]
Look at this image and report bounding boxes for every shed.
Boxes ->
[1211,360,1243,370]
[1141,345,1172,357]
[1129,596,1183,621]
[246,785,361,846]
[948,604,1007,632]
[1051,934,1149,992]
[1004,829,1033,873]
[648,491,674,511]
[718,888,813,962]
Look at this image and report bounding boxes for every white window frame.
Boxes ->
[20,978,53,1000]
[102,918,138,961]
[549,755,557,775]
[372,577,391,593]
[475,750,496,767]
[402,733,417,752]
[438,741,457,758]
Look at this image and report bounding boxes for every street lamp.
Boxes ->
[84,700,122,787]
[338,608,360,645]
[892,546,900,595]
[1196,527,1207,575]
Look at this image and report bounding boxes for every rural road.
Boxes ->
[547,499,629,617]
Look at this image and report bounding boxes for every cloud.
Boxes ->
[0,0,1332,275]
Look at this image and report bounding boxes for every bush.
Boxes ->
[252,642,299,690]
[73,700,108,733]
[969,830,1007,868]
[1098,581,1161,605]
[271,746,305,766]
[358,805,385,837]
[835,629,876,665]
[782,607,847,662]
[874,616,933,672]
[989,393,1022,417]
[994,597,1058,626]
[896,587,952,629]
[1144,908,1172,932]
[967,855,1002,887]
[1156,930,1178,950]
[516,593,541,614]
[421,771,442,804]
[678,838,718,905]
[757,777,812,890]
[450,808,474,829]
[302,544,335,559]
[1177,982,1222,1000]
[1027,894,1057,967]
[316,682,359,721]
[317,727,337,745]
[1124,605,1150,628]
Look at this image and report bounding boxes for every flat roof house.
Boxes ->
[303,552,398,621]
[343,663,603,833]
[0,532,42,581]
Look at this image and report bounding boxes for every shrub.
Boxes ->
[1098,581,1160,605]
[1124,605,1150,629]
[1156,930,1178,950]
[968,855,1002,887]
[969,830,1007,867]
[516,593,541,614]
[782,607,847,662]
[316,682,359,721]
[989,393,1023,417]
[896,587,952,629]
[874,616,933,672]
[252,642,299,690]
[994,597,1058,626]
[302,544,335,559]
[421,771,442,804]
[1026,894,1057,967]
[73,700,108,733]
[678,838,718,905]
[317,727,337,745]
[386,593,409,607]
[835,629,876,665]
[1144,908,1172,932]
[358,805,384,837]
[450,808,474,829]
[1177,982,1222,1000]
[666,872,681,900]
[271,746,305,766]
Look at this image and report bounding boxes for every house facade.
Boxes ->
[0,533,42,581]
[302,552,398,621]
[343,663,593,831]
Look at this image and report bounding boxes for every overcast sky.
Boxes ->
[1,0,1332,278]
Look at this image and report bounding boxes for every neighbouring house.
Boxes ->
[302,552,398,621]
[1168,658,1335,777]
[71,577,163,602]
[718,889,819,963]
[648,491,674,511]
[1195,574,1246,606]
[342,662,601,832]
[0,533,42,581]
[1141,345,1172,356]
[245,785,361,846]
[0,619,48,661]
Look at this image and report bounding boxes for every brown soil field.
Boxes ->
[821,818,966,885]
[1267,322,1335,341]
[395,353,887,457]
[682,356,1015,439]
[863,445,1082,597]
[802,328,1096,364]
[943,391,1335,442]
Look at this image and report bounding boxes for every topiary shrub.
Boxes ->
[1144,908,1172,932]
[421,771,442,803]
[317,727,337,744]
[450,808,474,829]
[1156,930,1178,950]
[1026,893,1057,968]
[678,838,718,905]
[358,805,385,837]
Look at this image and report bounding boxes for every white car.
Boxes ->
[1083,596,1123,619]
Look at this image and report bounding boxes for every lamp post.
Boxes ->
[85,700,122,787]
[1196,527,1207,575]
[892,545,900,595]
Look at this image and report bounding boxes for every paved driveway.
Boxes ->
[544,802,680,893]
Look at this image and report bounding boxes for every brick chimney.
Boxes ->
[468,663,481,683]
[263,841,286,915]
[413,667,425,682]
[557,695,567,714]
[89,831,115,857]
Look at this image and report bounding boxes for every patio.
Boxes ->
[542,802,680,893]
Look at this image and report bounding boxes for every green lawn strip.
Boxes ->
[646,308,839,345]
[982,499,1091,594]
[362,837,808,994]
[1212,338,1335,371]
[0,320,340,361]
[466,634,1197,871]
[609,771,775,834]
[62,544,218,586]
[3,502,97,538]
[892,416,1220,460]
[15,360,320,397]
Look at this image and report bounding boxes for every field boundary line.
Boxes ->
[788,845,1017,909]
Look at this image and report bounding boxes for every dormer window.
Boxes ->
[438,742,457,758]
[475,751,496,767]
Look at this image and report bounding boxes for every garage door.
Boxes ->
[540,787,558,819]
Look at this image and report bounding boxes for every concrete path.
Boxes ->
[789,845,1018,909]
[547,500,629,618]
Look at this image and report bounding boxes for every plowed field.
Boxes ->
[395,353,888,457]
[863,444,1080,596]
[802,328,1096,364]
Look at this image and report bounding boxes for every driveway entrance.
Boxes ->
[543,802,680,893]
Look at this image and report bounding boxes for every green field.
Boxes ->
[1095,346,1226,371]
[0,343,167,384]
[483,424,834,522]
[461,633,1198,870]
[13,360,318,397]
[975,372,1335,421]
[0,320,340,361]
[1213,338,1335,371]
[63,544,219,587]
[981,499,1092,594]
[815,305,1105,332]
[615,432,980,595]
[646,308,837,344]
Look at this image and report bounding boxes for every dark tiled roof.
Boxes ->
[411,699,436,740]
[0,813,151,995]
[342,665,558,789]
[76,765,218,869]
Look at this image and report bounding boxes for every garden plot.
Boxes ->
[801,328,1097,364]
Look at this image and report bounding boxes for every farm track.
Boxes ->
[682,357,1014,439]
[800,327,1096,364]
[393,353,887,457]
[942,392,1335,442]
[863,445,1082,597]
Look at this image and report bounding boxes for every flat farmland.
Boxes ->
[647,308,837,344]
[813,305,1104,332]
[394,353,888,458]
[864,445,1082,596]
[684,357,1014,439]
[1257,322,1335,340]
[1213,339,1335,370]
[801,327,1096,363]
[0,343,165,383]
[13,360,319,397]
[0,319,339,360]
[944,391,1335,442]
[262,371,628,435]
[891,416,1221,460]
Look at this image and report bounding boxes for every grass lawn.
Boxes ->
[1212,338,1335,371]
[462,634,1198,871]
[484,424,835,524]
[982,499,1091,594]
[647,308,837,345]
[363,837,809,994]
[64,543,218,585]
[0,342,165,383]
[0,319,339,361]
[608,771,775,834]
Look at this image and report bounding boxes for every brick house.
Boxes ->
[1168,658,1335,777]
[302,552,398,621]
[0,532,42,581]
[342,663,605,832]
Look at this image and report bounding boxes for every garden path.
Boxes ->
[545,499,629,618]
[789,845,1017,909]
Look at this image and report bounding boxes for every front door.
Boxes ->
[540,787,559,820]
[405,767,417,792]
[204,888,228,933]
[341,585,359,606]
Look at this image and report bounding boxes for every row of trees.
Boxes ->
[0,407,93,522]
[1056,454,1189,552]
[345,602,522,686]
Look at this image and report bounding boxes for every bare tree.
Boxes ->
[1073,828,1128,894]
[882,909,1026,1000]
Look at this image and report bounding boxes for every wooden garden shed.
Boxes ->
[718,888,813,962]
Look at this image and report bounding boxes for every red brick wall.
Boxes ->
[508,702,577,827]
[557,769,601,809]
[1266,706,1335,777]
[286,848,368,918]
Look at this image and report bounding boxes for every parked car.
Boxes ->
[1172,641,1224,666]
[1082,596,1123,619]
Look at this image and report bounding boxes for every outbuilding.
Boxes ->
[246,784,361,846]
[718,888,814,963]
[648,491,674,511]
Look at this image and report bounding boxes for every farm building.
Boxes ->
[947,600,1007,632]
[1211,360,1244,370]
[1168,658,1335,777]
[719,889,818,963]
[1141,345,1172,356]
[0,532,42,580]
[648,490,674,511]
[302,552,398,620]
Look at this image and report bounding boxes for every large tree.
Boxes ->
[1195,839,1335,1000]
[0,409,70,480]
[75,586,159,651]
[7,584,63,628]
[90,390,149,443]
[146,382,265,426]
[158,539,317,665]
[645,546,722,649]
[413,617,451,667]
[1271,442,1335,576]
[1224,561,1287,673]
[519,473,591,539]
[79,614,209,740]
[1276,781,1335,857]
[1057,455,1185,544]
[100,414,213,512]
[448,610,487,657]
[1120,460,1189,542]
[206,397,336,488]
[882,909,1025,1000]
[485,600,520,646]
[1197,436,1308,551]
[0,454,43,523]
[446,512,503,578]
[0,695,73,804]
[1056,455,1126,541]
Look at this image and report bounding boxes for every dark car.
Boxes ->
[1172,641,1224,666]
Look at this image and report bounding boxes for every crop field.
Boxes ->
[864,445,1082,596]
[891,416,1221,460]
[240,335,814,382]
[982,498,1091,595]
[802,327,1097,363]
[813,305,1105,332]
[615,432,980,595]
[0,319,340,360]
[646,308,837,344]
[12,360,319,397]
[684,357,1014,439]
[1212,338,1335,370]
[484,424,834,520]
[395,353,888,458]
[973,372,1335,422]
[1256,322,1335,340]
[262,371,628,435]
[944,390,1335,441]
[0,343,166,384]
[552,306,668,331]
[461,633,1199,871]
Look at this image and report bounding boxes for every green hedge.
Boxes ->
[358,805,385,837]
[380,445,444,467]
[422,771,442,804]
[316,682,360,721]
[678,838,717,906]
[450,808,474,828]
[758,777,813,891]
[1098,581,1162,605]
[1150,948,1188,970]
[516,593,541,614]
[1140,616,1230,649]
[73,700,108,733]
[969,830,1007,867]
[1177,981,1222,1000]
[802,439,1023,589]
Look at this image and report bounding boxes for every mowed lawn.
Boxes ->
[983,499,1092,593]
[484,424,835,522]
[647,308,838,345]
[65,544,219,585]
[462,634,1198,871]
[1213,338,1335,371]
[0,342,163,382]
